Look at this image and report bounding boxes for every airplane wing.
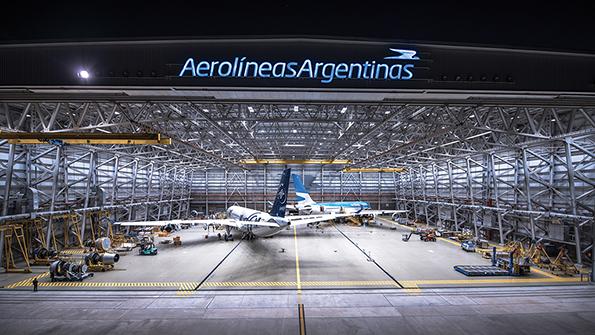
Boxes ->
[116,219,279,228]
[286,213,350,226]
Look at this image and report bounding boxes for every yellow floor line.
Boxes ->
[5,276,584,289]
[294,225,302,299]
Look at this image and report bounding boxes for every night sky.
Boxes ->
[2,1,594,52]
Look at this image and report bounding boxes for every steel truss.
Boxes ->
[0,100,593,267]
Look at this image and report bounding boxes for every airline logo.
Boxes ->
[178,48,420,83]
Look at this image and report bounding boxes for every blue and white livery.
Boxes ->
[118,169,344,239]
[292,174,407,218]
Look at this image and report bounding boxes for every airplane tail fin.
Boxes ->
[270,168,291,218]
[291,174,315,205]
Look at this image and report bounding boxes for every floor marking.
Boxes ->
[333,223,405,288]
[530,266,558,279]
[404,283,421,295]
[298,303,307,335]
[294,225,302,300]
[3,277,584,289]
[194,239,243,291]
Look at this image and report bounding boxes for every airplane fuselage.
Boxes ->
[226,205,289,237]
[297,201,370,215]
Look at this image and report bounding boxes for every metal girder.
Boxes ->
[1,131,172,145]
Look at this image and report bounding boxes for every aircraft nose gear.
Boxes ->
[242,231,256,240]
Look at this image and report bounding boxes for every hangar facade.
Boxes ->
[0,37,594,334]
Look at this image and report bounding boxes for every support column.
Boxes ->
[244,170,248,208]
[157,166,166,219]
[80,151,97,241]
[128,160,138,221]
[377,172,381,210]
[0,144,17,266]
[564,138,582,265]
[340,172,343,201]
[176,169,186,219]
[409,168,417,219]
[447,161,458,231]
[320,166,324,202]
[144,163,154,220]
[205,170,209,216]
[466,158,479,238]
[186,171,193,218]
[420,166,429,225]
[46,146,62,249]
[521,148,536,240]
[168,168,177,220]
[110,156,120,222]
[489,154,504,244]
[262,166,267,211]
[432,164,442,227]
[224,169,228,210]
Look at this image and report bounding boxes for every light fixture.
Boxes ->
[285,143,305,147]
[248,106,254,112]
[384,111,390,114]
[78,70,90,79]
[293,106,299,112]
[340,107,347,113]
[292,129,297,133]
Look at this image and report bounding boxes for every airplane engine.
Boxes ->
[50,260,89,278]
[32,247,57,259]
[95,237,111,251]
[85,252,120,265]
[161,224,174,232]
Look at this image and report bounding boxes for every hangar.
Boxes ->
[0,37,594,334]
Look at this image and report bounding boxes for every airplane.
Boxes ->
[116,168,346,240]
[291,173,407,219]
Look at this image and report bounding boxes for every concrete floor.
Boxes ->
[1,285,594,335]
[0,218,586,290]
[1,218,592,334]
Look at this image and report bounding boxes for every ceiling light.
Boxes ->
[248,106,254,112]
[293,106,299,111]
[340,107,347,113]
[77,70,90,79]
[285,143,305,147]
[384,111,390,114]
[292,129,297,133]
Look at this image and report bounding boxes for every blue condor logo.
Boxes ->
[178,48,419,83]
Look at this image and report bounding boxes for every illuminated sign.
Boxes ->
[178,48,419,83]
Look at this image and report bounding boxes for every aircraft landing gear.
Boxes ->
[242,231,256,240]
[223,227,234,241]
